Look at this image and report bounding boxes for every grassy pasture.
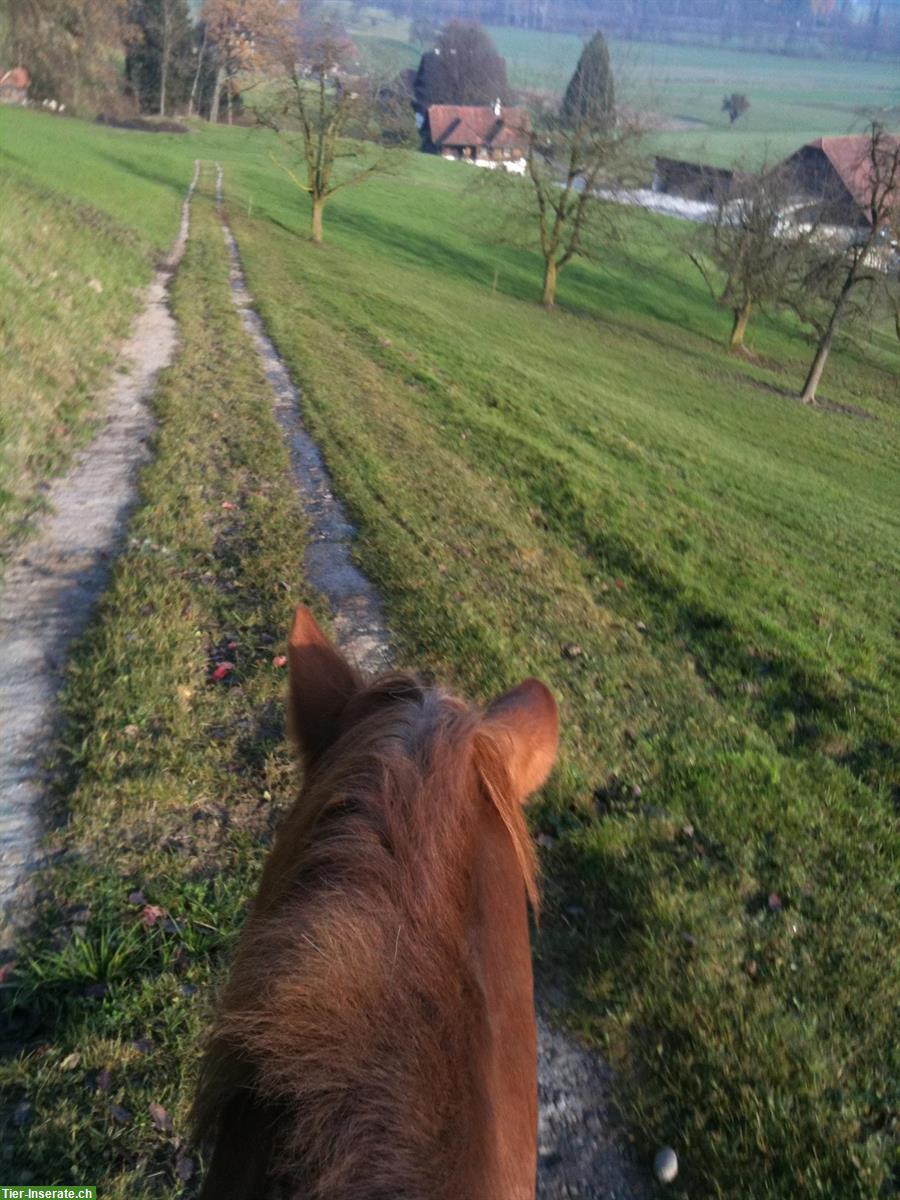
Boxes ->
[0,109,898,1198]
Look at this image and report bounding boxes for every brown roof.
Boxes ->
[0,68,30,90]
[427,104,531,151]
[803,134,900,224]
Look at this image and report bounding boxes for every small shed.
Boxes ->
[0,67,30,105]
[423,102,531,173]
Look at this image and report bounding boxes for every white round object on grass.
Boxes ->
[654,1145,678,1184]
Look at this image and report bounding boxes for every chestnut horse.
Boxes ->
[193,606,559,1200]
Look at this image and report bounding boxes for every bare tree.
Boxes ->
[512,104,643,308]
[414,20,508,109]
[722,93,749,125]
[689,163,821,349]
[258,29,399,244]
[795,124,900,404]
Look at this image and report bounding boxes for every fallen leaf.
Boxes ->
[123,724,139,739]
[127,890,146,906]
[0,960,17,983]
[95,1068,112,1093]
[141,904,165,927]
[221,501,236,511]
[768,892,783,912]
[272,654,287,668]
[60,1052,81,1071]
[132,1038,154,1055]
[560,642,583,660]
[149,1102,173,1132]
[110,1103,131,1125]
[211,662,235,682]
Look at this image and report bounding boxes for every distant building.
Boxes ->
[783,135,900,229]
[651,156,739,202]
[0,67,30,105]
[422,102,531,175]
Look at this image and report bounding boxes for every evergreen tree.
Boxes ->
[561,31,615,129]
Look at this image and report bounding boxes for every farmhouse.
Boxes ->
[0,67,30,105]
[422,102,531,175]
[783,134,900,228]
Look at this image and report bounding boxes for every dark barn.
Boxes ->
[652,156,738,202]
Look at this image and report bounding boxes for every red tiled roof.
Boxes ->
[804,134,900,224]
[0,68,30,90]
[427,104,531,151]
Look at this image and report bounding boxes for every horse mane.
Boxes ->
[193,671,538,1200]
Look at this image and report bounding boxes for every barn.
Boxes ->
[422,102,531,174]
[783,135,900,228]
[0,67,30,105]
[651,156,740,202]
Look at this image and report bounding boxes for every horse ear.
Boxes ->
[287,605,363,764]
[484,678,559,801]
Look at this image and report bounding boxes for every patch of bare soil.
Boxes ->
[214,163,650,1200]
[0,162,199,949]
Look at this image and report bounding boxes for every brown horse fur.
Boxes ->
[192,606,559,1200]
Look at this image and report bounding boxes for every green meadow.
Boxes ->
[0,107,898,1198]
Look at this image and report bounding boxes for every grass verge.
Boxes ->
[0,182,312,1196]
[0,173,159,556]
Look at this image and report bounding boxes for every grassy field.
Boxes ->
[344,10,900,167]
[1,109,899,1198]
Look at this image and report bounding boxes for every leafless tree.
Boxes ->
[486,103,643,308]
[689,163,822,349]
[257,29,401,244]
[794,123,900,404]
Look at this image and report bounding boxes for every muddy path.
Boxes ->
[0,162,200,949]
[215,164,649,1200]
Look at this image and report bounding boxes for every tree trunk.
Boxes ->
[729,299,752,348]
[799,324,835,405]
[311,195,325,243]
[159,53,168,117]
[542,257,558,308]
[226,79,233,126]
[188,27,207,118]
[209,64,225,124]
[800,270,856,404]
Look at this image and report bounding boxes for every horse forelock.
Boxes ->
[194,671,538,1199]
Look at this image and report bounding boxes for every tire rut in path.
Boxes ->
[0,162,200,949]
[215,164,649,1200]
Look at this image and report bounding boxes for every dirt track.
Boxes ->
[0,162,199,950]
